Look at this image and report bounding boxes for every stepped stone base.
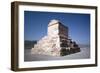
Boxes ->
[31,35,80,56]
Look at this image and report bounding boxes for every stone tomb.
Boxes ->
[31,19,80,56]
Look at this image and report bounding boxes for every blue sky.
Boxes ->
[24,11,90,45]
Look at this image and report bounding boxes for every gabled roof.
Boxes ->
[48,19,60,26]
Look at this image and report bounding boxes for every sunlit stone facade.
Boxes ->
[31,19,80,56]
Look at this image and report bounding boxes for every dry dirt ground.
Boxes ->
[24,45,90,61]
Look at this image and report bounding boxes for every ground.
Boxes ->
[24,45,90,61]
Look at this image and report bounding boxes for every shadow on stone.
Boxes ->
[70,48,80,54]
[60,48,69,56]
[60,47,80,56]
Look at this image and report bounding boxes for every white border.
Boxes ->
[18,5,96,68]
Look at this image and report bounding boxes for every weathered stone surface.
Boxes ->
[31,19,80,56]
